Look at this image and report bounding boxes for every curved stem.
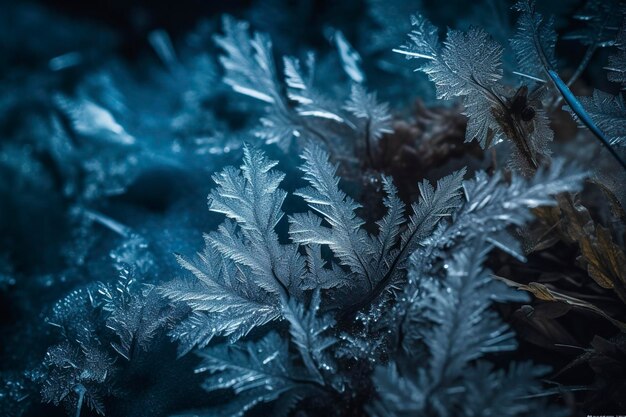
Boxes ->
[74,384,86,417]
[567,44,597,88]
[548,70,626,171]
[83,209,131,237]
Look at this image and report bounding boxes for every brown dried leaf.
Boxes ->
[579,225,626,292]
[493,275,626,332]
[534,195,626,304]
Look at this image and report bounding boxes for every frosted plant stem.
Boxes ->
[548,70,626,171]
[551,45,598,110]
[83,209,131,237]
[567,45,597,88]
[74,384,86,417]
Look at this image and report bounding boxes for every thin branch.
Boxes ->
[548,70,626,171]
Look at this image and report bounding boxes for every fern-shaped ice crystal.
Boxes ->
[369,240,563,417]
[395,13,553,170]
[163,143,466,353]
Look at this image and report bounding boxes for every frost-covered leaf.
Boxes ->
[511,0,558,80]
[207,145,302,295]
[214,16,279,104]
[282,290,338,383]
[193,332,325,417]
[332,30,365,84]
[421,241,520,383]
[396,13,555,167]
[283,54,345,123]
[41,342,116,417]
[344,84,392,149]
[214,17,349,150]
[98,267,174,360]
[434,28,507,147]
[429,28,505,102]
[291,143,372,286]
[160,246,281,354]
[370,240,562,417]
[396,15,508,148]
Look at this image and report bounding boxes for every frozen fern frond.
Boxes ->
[565,90,626,146]
[290,143,371,286]
[98,267,175,360]
[393,14,439,62]
[401,237,528,361]
[369,360,559,417]
[214,15,388,159]
[195,333,291,407]
[398,167,466,254]
[161,145,302,353]
[283,54,346,124]
[191,332,331,417]
[395,14,553,169]
[344,84,392,140]
[420,159,587,263]
[460,159,586,225]
[164,143,466,357]
[42,288,117,417]
[214,16,294,150]
[511,0,557,81]
[214,16,348,150]
[290,143,465,309]
[395,14,506,148]
[369,240,561,417]
[461,361,564,417]
[207,145,303,296]
[214,16,279,104]
[392,161,587,353]
[300,244,349,290]
[160,245,282,354]
[41,343,116,417]
[344,84,393,163]
[417,241,524,380]
[282,290,338,384]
